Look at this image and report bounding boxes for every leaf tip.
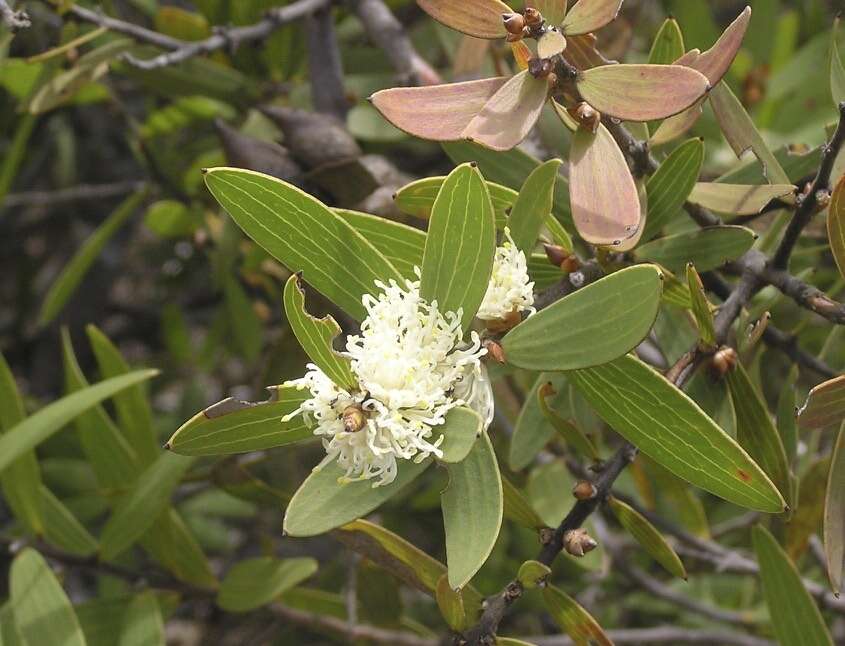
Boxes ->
[163,441,172,450]
[200,167,208,175]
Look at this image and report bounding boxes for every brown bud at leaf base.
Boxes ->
[528,57,554,79]
[503,12,525,36]
[709,346,738,379]
[568,102,601,133]
[543,243,580,273]
[342,405,367,433]
[523,7,543,27]
[563,528,598,557]
[484,340,506,363]
[572,480,598,501]
[485,308,522,333]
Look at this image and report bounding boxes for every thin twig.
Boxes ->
[529,626,775,646]
[69,0,331,70]
[0,0,30,31]
[772,101,845,269]
[2,181,145,210]
[348,0,441,85]
[270,604,438,646]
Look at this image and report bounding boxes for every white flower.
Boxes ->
[284,275,491,487]
[476,227,535,322]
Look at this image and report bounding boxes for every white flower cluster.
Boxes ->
[284,275,493,487]
[477,228,535,322]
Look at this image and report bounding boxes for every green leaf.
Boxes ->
[797,375,845,430]
[753,525,834,646]
[203,168,401,321]
[503,265,663,370]
[420,163,496,331]
[648,18,685,65]
[141,509,216,589]
[41,487,98,557]
[143,199,199,238]
[537,381,599,459]
[635,225,756,273]
[435,574,466,631]
[709,82,791,185]
[1,602,26,646]
[825,425,845,594]
[335,209,425,280]
[166,387,311,455]
[0,369,158,475]
[828,176,845,282]
[686,264,716,349]
[643,138,704,240]
[39,189,148,326]
[501,474,546,530]
[831,18,845,106]
[10,548,87,646]
[0,352,43,534]
[516,560,551,589]
[0,113,37,209]
[61,331,141,488]
[283,274,355,390]
[726,363,792,508]
[86,325,159,466]
[542,585,612,646]
[283,458,431,537]
[222,275,263,361]
[608,496,686,578]
[442,141,572,227]
[393,176,517,227]
[530,0,566,25]
[508,159,562,254]
[437,407,482,463]
[442,433,503,589]
[217,557,317,612]
[510,373,569,471]
[100,452,194,560]
[118,592,164,646]
[688,182,796,216]
[561,0,621,36]
[569,355,786,512]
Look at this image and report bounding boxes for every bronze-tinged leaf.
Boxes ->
[650,100,704,147]
[797,375,845,431]
[511,41,532,71]
[568,122,639,246]
[370,78,507,142]
[825,424,845,594]
[577,64,710,122]
[684,6,751,86]
[528,0,567,27]
[537,29,567,59]
[564,33,614,70]
[417,0,510,39]
[688,182,796,216]
[462,71,550,151]
[828,175,845,281]
[561,0,622,37]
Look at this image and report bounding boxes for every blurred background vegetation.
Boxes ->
[1,0,844,644]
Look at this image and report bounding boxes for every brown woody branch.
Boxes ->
[531,627,775,646]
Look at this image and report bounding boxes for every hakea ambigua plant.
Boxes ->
[372,0,752,248]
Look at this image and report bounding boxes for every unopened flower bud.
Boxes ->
[543,243,580,272]
[483,340,506,363]
[563,528,597,557]
[709,346,738,379]
[523,7,543,27]
[484,308,522,333]
[538,381,556,399]
[528,57,554,79]
[568,102,601,133]
[342,405,367,433]
[502,12,525,35]
[572,480,597,500]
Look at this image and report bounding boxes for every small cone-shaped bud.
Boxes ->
[572,480,598,501]
[568,102,601,133]
[709,346,738,379]
[342,405,367,433]
[503,12,526,35]
[485,308,522,333]
[484,340,506,363]
[539,527,555,545]
[543,243,580,272]
[523,7,543,27]
[539,381,556,399]
[528,57,554,79]
[563,528,598,557]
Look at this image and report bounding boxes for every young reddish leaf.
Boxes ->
[370,78,507,142]
[561,0,622,37]
[578,64,709,122]
[568,122,639,246]
[417,0,510,39]
[564,33,614,69]
[528,0,567,26]
[510,40,532,71]
[797,375,845,431]
[537,29,567,58]
[650,100,704,147]
[684,6,752,85]
[462,71,549,151]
